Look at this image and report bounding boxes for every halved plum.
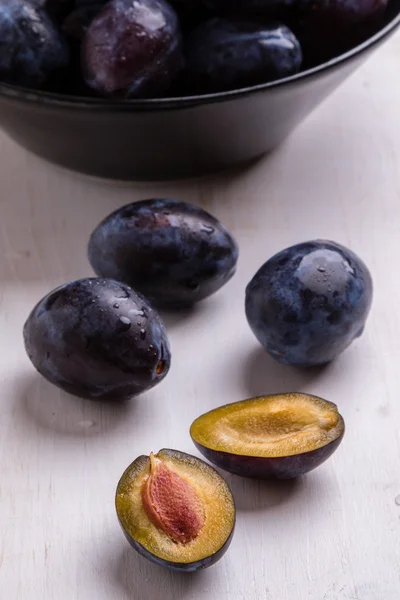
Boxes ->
[190,394,345,479]
[115,449,235,571]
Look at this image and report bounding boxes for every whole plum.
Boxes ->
[23,278,171,400]
[184,19,302,94]
[0,0,70,89]
[81,0,184,98]
[245,240,373,367]
[88,199,238,308]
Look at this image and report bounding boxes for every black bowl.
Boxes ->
[0,4,399,182]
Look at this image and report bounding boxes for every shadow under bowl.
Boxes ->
[0,3,399,181]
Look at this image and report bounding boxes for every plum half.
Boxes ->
[190,393,345,479]
[115,449,235,571]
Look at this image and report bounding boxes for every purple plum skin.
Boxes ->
[23,278,171,401]
[192,435,344,480]
[81,0,184,98]
[88,199,239,308]
[120,520,234,572]
[0,0,69,89]
[245,240,373,367]
[185,18,302,94]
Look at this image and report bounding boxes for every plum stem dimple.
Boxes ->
[142,453,205,544]
[156,360,166,375]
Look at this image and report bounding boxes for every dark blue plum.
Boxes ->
[23,278,171,401]
[0,0,70,89]
[184,19,302,94]
[88,199,239,308]
[81,0,184,98]
[245,240,373,367]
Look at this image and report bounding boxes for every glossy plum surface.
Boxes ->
[245,240,373,367]
[81,0,184,98]
[185,18,302,94]
[23,278,171,400]
[0,0,69,89]
[88,199,239,308]
[116,449,235,571]
[190,393,345,479]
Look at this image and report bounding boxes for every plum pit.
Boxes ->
[142,453,205,544]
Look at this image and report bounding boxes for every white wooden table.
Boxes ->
[2,32,400,600]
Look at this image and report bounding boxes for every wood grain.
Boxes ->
[1,32,400,600]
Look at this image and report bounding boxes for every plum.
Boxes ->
[88,199,238,308]
[81,0,184,98]
[23,278,171,400]
[116,449,235,571]
[184,18,302,94]
[0,0,70,89]
[190,393,345,479]
[245,240,373,367]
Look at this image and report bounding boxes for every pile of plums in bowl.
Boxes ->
[23,199,373,571]
[0,0,398,180]
[0,0,391,98]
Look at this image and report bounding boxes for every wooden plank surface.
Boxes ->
[1,31,400,600]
